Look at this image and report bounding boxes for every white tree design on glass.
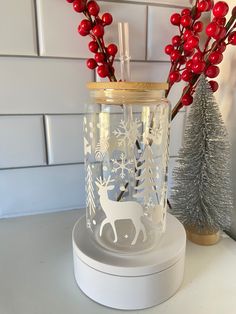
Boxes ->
[113,118,141,148]
[95,134,109,161]
[84,137,92,156]
[147,124,163,146]
[134,145,159,204]
[86,165,96,215]
[159,182,168,225]
[95,176,147,245]
[111,153,134,179]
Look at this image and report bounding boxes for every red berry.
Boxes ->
[183,42,194,52]
[170,13,181,26]
[78,25,89,36]
[197,1,209,12]
[217,41,227,52]
[172,35,181,47]
[183,30,193,41]
[67,0,74,3]
[73,0,86,12]
[97,64,109,78]
[88,41,99,53]
[208,51,223,64]
[192,52,203,63]
[209,80,219,92]
[184,49,194,57]
[181,70,193,82]
[107,44,118,56]
[93,25,104,38]
[186,60,193,70]
[213,1,229,18]
[180,15,192,28]
[94,52,105,63]
[211,25,226,40]
[169,71,181,83]
[187,35,199,49]
[181,8,191,16]
[218,27,227,40]
[228,31,236,45]
[192,61,206,74]
[165,44,174,55]
[102,13,113,26]
[206,22,221,39]
[80,19,92,32]
[215,17,227,26]
[170,50,181,61]
[205,65,220,78]
[193,21,203,33]
[87,0,100,16]
[182,94,193,106]
[87,58,97,69]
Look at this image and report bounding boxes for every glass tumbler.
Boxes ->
[84,82,171,253]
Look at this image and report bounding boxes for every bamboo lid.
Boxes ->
[87,81,169,91]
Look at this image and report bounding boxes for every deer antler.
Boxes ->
[96,176,105,186]
[105,175,115,186]
[96,176,115,187]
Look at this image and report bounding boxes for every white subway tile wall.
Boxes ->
[169,111,186,156]
[100,1,147,60]
[0,165,85,218]
[0,116,46,168]
[36,0,90,58]
[0,0,188,217]
[147,6,180,61]
[0,57,92,114]
[45,115,84,164]
[0,0,37,56]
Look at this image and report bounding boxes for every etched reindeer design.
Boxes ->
[95,176,147,245]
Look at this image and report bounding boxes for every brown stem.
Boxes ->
[171,98,184,121]
[167,199,172,210]
[117,182,129,201]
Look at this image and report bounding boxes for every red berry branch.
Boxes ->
[66,0,118,81]
[164,0,236,120]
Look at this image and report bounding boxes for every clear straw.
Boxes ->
[118,22,133,200]
[118,22,131,82]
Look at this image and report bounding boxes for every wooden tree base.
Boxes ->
[186,228,220,246]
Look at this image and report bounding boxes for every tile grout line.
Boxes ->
[42,115,49,165]
[101,0,189,9]
[0,54,171,63]
[0,113,85,116]
[33,0,40,56]
[0,162,84,172]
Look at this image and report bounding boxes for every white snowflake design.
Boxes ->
[111,153,134,179]
[113,118,141,148]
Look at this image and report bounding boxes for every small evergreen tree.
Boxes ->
[171,75,233,233]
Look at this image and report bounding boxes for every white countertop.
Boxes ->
[0,209,236,314]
